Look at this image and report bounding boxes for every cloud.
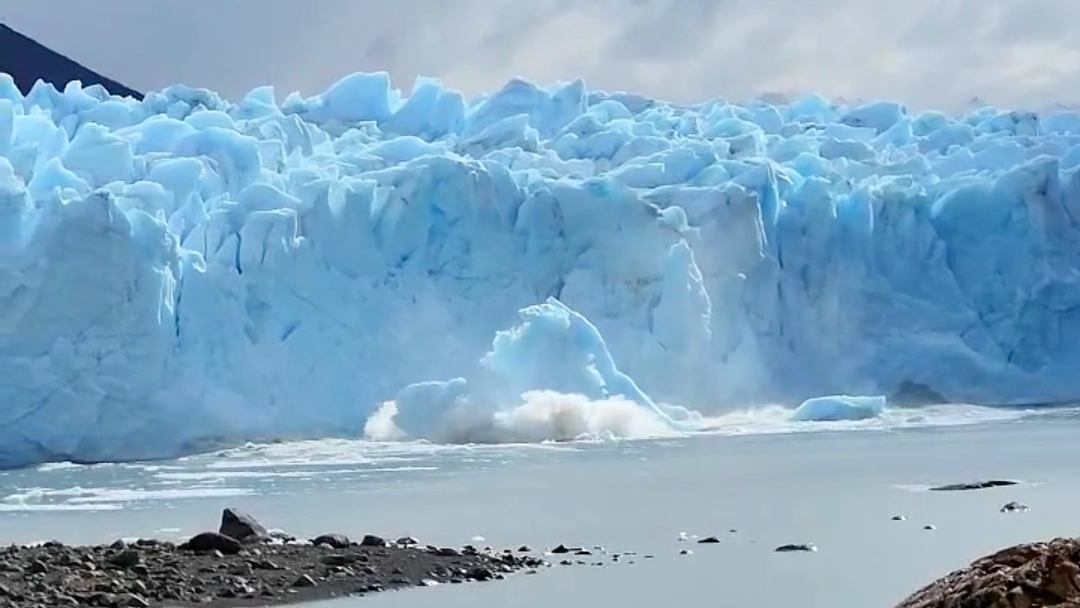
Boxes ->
[3,0,1080,110]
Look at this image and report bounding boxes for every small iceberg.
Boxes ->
[790,395,887,422]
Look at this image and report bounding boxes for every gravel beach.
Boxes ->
[0,509,547,607]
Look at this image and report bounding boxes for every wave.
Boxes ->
[364,389,1041,446]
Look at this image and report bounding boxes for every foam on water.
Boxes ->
[366,390,682,444]
[0,400,1049,514]
[370,382,1040,447]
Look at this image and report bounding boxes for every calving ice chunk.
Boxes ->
[0,69,1079,467]
[375,297,695,444]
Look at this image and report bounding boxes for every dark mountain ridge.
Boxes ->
[0,22,141,99]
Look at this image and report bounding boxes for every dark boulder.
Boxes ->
[360,535,388,548]
[219,508,269,543]
[181,532,242,555]
[107,549,141,569]
[311,534,351,549]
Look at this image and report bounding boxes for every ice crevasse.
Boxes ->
[2,70,1080,466]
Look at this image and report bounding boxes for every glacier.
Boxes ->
[2,69,1080,467]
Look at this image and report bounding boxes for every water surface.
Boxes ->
[0,413,1076,608]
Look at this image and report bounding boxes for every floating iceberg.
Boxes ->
[2,69,1080,466]
[790,395,887,422]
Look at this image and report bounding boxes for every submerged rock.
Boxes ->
[929,480,1018,492]
[775,544,816,553]
[894,537,1080,607]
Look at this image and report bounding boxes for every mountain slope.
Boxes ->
[0,23,141,98]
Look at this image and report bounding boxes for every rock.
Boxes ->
[219,508,269,543]
[929,480,1018,492]
[775,544,817,553]
[120,593,150,607]
[26,559,47,574]
[292,574,316,588]
[924,525,936,531]
[267,529,296,544]
[395,536,419,546]
[697,537,720,544]
[311,534,351,549]
[468,567,495,581]
[892,515,906,521]
[360,535,388,548]
[550,544,571,554]
[107,550,141,569]
[182,532,243,555]
[1000,501,1030,513]
[321,554,354,567]
[894,537,1080,608]
[518,546,531,552]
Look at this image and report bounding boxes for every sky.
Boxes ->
[4,0,1080,111]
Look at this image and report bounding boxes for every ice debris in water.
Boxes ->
[790,395,887,422]
[2,69,1080,467]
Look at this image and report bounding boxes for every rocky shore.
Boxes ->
[0,509,547,607]
[894,537,1080,608]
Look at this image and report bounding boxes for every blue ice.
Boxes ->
[2,69,1080,466]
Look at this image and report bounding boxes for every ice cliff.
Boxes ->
[2,70,1080,466]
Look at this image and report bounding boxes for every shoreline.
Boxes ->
[0,509,549,608]
[3,421,1078,608]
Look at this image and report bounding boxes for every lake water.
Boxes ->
[0,408,1077,608]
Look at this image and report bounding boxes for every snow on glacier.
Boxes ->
[3,69,1080,466]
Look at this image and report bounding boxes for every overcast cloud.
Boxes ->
[4,0,1080,111]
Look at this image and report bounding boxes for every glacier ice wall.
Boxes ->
[3,71,1080,466]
